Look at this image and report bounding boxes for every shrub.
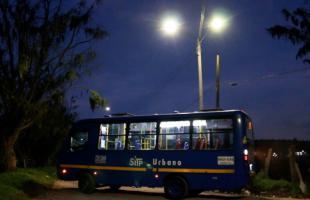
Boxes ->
[252,172,301,195]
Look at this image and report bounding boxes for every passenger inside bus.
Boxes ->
[134,139,141,150]
[176,135,182,149]
[213,135,222,149]
[183,141,189,150]
[195,137,207,150]
[114,138,123,150]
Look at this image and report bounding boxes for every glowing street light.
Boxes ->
[208,15,228,33]
[159,9,229,111]
[105,106,110,112]
[160,16,181,36]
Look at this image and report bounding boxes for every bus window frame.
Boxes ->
[191,117,234,151]
[95,115,237,152]
[127,121,157,151]
[158,120,191,151]
[97,122,127,151]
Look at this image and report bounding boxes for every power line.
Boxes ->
[226,66,310,87]
[181,66,310,111]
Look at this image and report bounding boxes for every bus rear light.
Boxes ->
[243,149,248,156]
[244,155,248,161]
[61,169,68,175]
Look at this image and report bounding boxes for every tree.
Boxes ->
[0,0,107,170]
[267,6,310,64]
[15,96,77,167]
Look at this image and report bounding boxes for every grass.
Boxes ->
[0,167,57,200]
[251,172,302,196]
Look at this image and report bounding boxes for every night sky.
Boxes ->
[71,0,310,140]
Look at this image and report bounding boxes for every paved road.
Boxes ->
[32,181,309,200]
[33,188,265,200]
[32,181,266,200]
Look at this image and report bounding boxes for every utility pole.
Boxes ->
[197,6,205,111]
[216,54,220,109]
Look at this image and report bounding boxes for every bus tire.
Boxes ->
[109,185,121,191]
[78,173,96,194]
[164,176,188,199]
[189,189,203,197]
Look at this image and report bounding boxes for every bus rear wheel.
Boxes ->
[189,189,203,197]
[164,176,189,199]
[109,185,121,191]
[78,173,96,194]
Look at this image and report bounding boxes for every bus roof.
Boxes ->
[76,109,250,124]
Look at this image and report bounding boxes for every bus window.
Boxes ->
[128,122,157,150]
[70,131,88,152]
[193,119,233,150]
[193,120,210,150]
[159,121,190,150]
[98,123,126,150]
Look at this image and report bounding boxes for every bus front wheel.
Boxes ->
[164,176,189,199]
[78,173,96,194]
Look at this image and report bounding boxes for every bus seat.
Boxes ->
[134,140,141,150]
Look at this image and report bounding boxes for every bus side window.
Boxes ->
[98,123,126,150]
[212,135,222,149]
[193,119,233,150]
[128,122,157,150]
[193,120,210,150]
[159,121,190,150]
[70,131,88,152]
[211,132,233,149]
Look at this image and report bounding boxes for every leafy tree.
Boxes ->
[0,0,107,170]
[267,6,310,64]
[15,96,77,167]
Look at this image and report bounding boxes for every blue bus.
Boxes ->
[57,110,255,199]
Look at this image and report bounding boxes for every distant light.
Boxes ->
[105,107,110,112]
[155,174,159,179]
[296,150,307,156]
[93,171,98,175]
[160,16,181,36]
[244,149,248,156]
[272,152,278,157]
[208,15,228,33]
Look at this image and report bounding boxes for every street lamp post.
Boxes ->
[197,9,228,111]
[160,9,228,111]
[197,6,206,111]
[216,54,220,109]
